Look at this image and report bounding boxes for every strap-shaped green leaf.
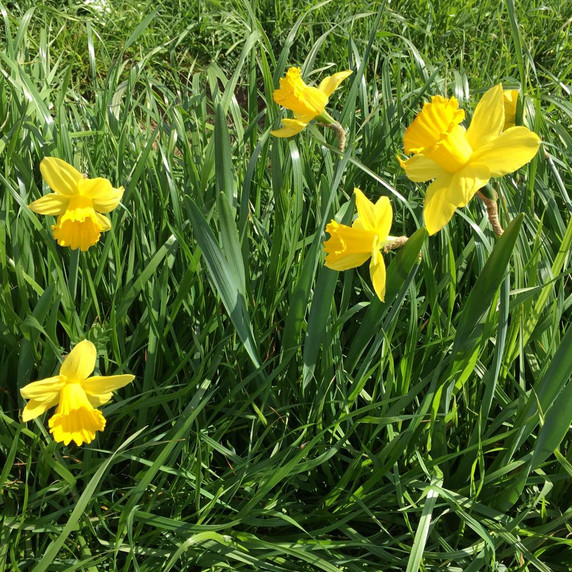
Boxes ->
[452,214,524,358]
[188,199,260,368]
[346,227,427,372]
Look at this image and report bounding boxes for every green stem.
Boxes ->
[478,183,496,201]
[68,249,80,306]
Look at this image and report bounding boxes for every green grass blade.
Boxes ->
[188,199,260,368]
[406,470,443,572]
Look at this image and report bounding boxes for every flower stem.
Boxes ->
[477,188,504,236]
[68,248,80,304]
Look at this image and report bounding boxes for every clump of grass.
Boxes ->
[1,1,571,570]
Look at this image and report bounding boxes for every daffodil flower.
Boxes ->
[271,67,353,138]
[29,157,124,251]
[20,340,134,446]
[400,84,540,235]
[323,188,395,301]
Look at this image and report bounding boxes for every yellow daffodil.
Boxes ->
[29,157,124,251]
[324,188,394,301]
[271,67,353,138]
[20,340,134,446]
[400,84,540,235]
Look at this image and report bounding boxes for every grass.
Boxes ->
[1,0,571,570]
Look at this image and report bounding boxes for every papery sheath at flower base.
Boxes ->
[323,188,395,302]
[399,84,540,235]
[28,157,124,251]
[20,340,134,446]
[271,67,353,138]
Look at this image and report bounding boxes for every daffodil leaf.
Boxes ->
[188,199,260,368]
[492,325,572,510]
[302,200,355,389]
[452,214,524,359]
[531,349,572,471]
[215,103,236,209]
[114,234,178,324]
[346,227,427,372]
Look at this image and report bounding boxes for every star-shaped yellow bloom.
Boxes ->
[29,157,124,251]
[323,188,393,301]
[271,67,353,137]
[20,340,134,446]
[399,84,540,235]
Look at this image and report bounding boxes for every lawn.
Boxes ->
[1,0,571,570]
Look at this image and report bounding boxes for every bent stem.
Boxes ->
[477,189,504,236]
[319,121,347,151]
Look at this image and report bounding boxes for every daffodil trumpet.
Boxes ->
[323,188,405,302]
[271,67,352,150]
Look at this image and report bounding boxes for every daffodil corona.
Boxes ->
[20,340,134,446]
[29,157,124,251]
[271,67,352,138]
[400,84,540,235]
[323,189,396,301]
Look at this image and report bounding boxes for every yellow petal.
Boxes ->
[20,375,64,399]
[49,407,105,446]
[96,213,111,232]
[60,340,97,381]
[466,84,505,150]
[325,251,371,271]
[369,249,386,301]
[398,154,448,182]
[503,90,519,130]
[270,118,308,138]
[82,374,135,399]
[21,394,60,421]
[40,157,83,196]
[353,188,377,232]
[323,220,374,270]
[423,174,455,235]
[318,70,353,98]
[470,127,541,177]
[373,196,393,241]
[78,178,124,213]
[28,194,69,215]
[354,190,393,241]
[86,392,113,407]
[449,164,491,208]
[423,164,491,235]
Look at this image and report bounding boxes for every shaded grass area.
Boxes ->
[1,0,571,570]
